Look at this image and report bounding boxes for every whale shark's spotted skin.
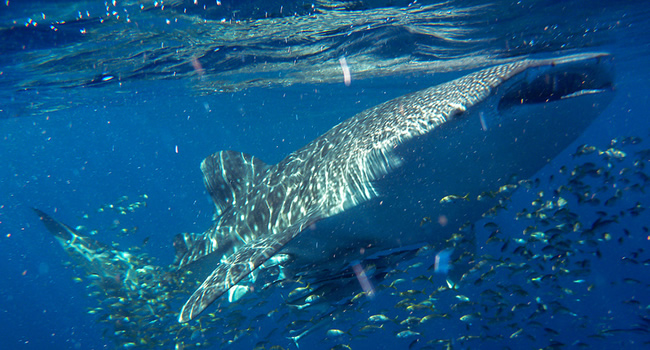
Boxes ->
[176,52,614,322]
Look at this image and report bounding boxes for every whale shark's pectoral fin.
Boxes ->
[178,210,321,323]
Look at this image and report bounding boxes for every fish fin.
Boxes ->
[178,211,320,322]
[173,233,195,267]
[173,231,236,269]
[32,208,111,252]
[32,208,75,241]
[201,151,270,216]
[172,233,188,266]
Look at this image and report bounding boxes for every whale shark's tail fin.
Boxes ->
[32,207,76,241]
[32,207,112,252]
[32,208,163,293]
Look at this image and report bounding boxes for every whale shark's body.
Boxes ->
[172,52,614,322]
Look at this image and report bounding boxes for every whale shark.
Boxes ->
[173,52,614,322]
[31,208,164,293]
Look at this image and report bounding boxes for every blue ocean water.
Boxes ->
[1,1,649,349]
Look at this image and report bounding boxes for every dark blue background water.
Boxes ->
[1,1,649,349]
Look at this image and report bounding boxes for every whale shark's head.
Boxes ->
[497,54,614,111]
[450,53,616,175]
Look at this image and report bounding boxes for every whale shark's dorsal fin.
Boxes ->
[201,150,270,216]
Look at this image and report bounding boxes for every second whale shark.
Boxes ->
[173,52,614,322]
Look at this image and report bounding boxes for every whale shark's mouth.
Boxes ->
[497,55,614,111]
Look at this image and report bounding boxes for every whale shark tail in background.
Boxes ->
[32,208,164,293]
[175,52,614,322]
[33,208,92,245]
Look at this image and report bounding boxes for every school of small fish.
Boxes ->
[46,136,649,349]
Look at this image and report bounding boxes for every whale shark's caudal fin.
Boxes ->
[32,208,144,291]
[32,207,111,252]
[32,207,76,241]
